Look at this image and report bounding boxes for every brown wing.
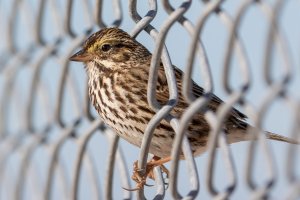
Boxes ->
[155,64,247,125]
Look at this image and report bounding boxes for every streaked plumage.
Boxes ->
[70,27,298,159]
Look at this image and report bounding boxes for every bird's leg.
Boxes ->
[145,156,171,180]
[130,156,171,190]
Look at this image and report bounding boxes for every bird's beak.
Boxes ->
[69,49,93,62]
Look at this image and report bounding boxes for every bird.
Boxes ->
[69,27,298,190]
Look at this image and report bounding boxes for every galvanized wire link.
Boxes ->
[0,0,300,200]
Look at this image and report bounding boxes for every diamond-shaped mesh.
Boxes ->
[0,0,299,199]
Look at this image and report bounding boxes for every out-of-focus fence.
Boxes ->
[0,0,300,199]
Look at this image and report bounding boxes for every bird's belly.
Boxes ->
[101,117,174,157]
[89,83,208,158]
[97,104,209,158]
[102,117,145,147]
[99,110,211,158]
[89,82,175,157]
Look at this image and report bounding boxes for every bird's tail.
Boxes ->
[228,127,299,145]
[266,132,299,145]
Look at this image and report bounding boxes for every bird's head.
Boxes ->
[70,28,151,72]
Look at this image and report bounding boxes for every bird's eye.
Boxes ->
[101,44,111,52]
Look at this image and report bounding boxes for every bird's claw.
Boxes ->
[129,159,170,190]
[122,182,154,191]
[122,163,154,191]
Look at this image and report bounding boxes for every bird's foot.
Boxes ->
[128,156,171,191]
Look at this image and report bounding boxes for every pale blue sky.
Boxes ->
[1,0,300,199]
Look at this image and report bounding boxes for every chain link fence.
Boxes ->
[0,0,300,199]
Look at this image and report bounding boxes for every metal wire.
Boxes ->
[0,0,299,199]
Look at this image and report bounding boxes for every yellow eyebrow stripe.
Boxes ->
[87,40,102,53]
[87,40,117,53]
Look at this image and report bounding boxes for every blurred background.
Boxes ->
[0,0,300,199]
